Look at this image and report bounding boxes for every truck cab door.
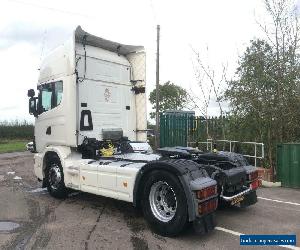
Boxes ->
[35,81,65,152]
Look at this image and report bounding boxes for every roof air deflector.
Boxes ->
[75,26,144,56]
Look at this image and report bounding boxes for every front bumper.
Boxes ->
[193,213,216,234]
[34,153,43,180]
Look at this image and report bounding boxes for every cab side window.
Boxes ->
[38,81,63,114]
[41,84,53,112]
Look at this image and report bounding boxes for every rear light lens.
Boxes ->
[196,185,217,200]
[250,179,261,190]
[198,199,218,215]
[248,171,258,181]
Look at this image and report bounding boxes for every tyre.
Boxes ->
[46,155,67,198]
[141,170,188,236]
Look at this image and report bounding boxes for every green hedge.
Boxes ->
[0,120,34,140]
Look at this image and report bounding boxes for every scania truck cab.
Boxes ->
[27,26,218,236]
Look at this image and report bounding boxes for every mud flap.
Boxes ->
[193,213,217,234]
[239,190,257,208]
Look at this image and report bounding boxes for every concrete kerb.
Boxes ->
[261,180,282,187]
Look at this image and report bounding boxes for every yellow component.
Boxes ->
[100,143,114,157]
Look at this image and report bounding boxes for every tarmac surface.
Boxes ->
[0,151,299,250]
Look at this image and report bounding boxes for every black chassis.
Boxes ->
[157,147,258,208]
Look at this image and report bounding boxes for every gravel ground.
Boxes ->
[0,152,299,250]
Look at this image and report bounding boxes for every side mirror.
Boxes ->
[29,97,38,117]
[27,89,35,98]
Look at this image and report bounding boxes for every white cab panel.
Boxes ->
[116,163,145,201]
[76,44,137,143]
[78,158,142,202]
[80,161,98,194]
[127,52,147,141]
[98,164,118,199]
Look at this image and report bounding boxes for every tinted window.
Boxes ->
[41,84,53,112]
[38,81,63,114]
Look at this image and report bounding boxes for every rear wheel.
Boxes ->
[141,170,188,236]
[46,155,67,198]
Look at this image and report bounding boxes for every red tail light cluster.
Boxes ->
[248,170,258,181]
[198,199,218,215]
[250,179,261,190]
[196,185,217,200]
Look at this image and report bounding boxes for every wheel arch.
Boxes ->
[133,160,197,222]
[41,146,72,186]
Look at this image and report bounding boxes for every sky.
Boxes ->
[0,0,271,122]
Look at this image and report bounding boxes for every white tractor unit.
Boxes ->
[27,26,218,236]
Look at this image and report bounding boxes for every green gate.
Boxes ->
[277,143,300,188]
[159,114,206,147]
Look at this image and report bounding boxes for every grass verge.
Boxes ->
[0,140,27,153]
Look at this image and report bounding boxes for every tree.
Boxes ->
[258,0,300,141]
[225,38,300,167]
[225,39,277,166]
[191,48,228,139]
[224,0,300,172]
[149,81,191,119]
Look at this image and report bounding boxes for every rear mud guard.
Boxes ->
[193,213,216,234]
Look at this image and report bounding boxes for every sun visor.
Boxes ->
[75,26,144,55]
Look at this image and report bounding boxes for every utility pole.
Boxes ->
[155,24,160,148]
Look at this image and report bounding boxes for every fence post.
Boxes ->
[254,143,257,167]
[186,115,188,147]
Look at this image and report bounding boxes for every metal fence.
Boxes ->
[191,139,264,167]
[160,114,222,147]
[160,114,264,167]
[159,114,189,147]
[277,143,300,188]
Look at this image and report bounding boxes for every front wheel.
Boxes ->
[46,155,67,198]
[141,170,188,236]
